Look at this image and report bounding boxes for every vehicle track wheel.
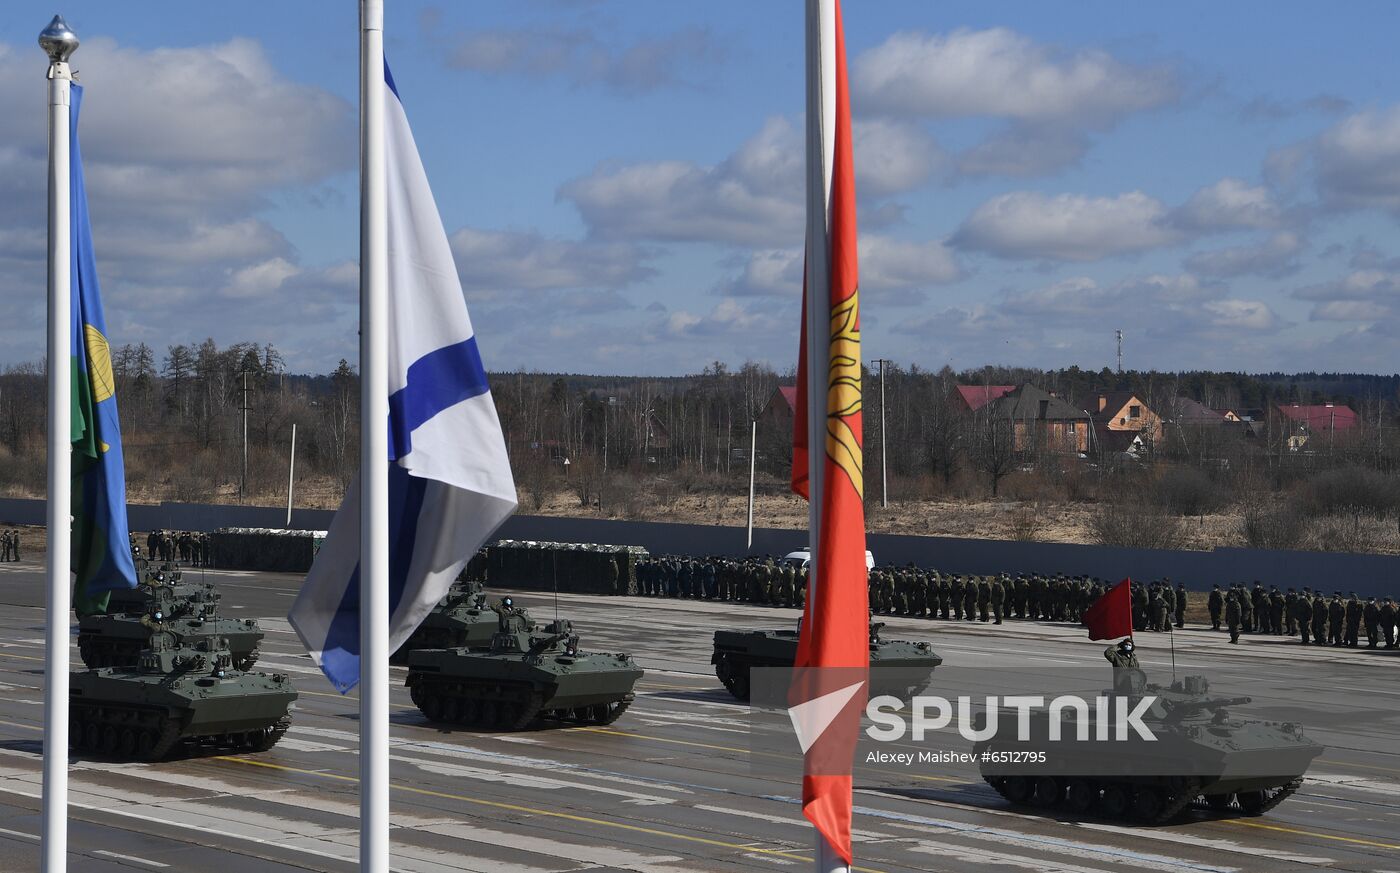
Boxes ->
[442,697,462,723]
[84,723,102,752]
[247,725,280,753]
[1000,776,1031,804]
[497,703,521,729]
[136,730,159,761]
[100,725,120,755]
[1030,776,1061,807]
[458,699,479,726]
[1098,784,1129,819]
[69,716,84,749]
[1204,793,1234,811]
[118,728,137,758]
[1132,787,1166,822]
[1065,778,1096,813]
[421,694,444,722]
[1237,790,1266,815]
[480,701,498,728]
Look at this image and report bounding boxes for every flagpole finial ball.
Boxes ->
[39,15,79,64]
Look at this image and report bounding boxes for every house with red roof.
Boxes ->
[1276,403,1357,450]
[954,384,1016,412]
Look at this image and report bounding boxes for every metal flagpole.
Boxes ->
[804,0,846,870]
[747,419,756,551]
[40,15,78,873]
[286,422,297,527]
[359,1,391,871]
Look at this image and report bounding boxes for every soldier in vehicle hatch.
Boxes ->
[1104,639,1140,696]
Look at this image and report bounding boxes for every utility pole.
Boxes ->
[240,370,250,501]
[872,358,890,508]
[286,423,297,527]
[747,419,757,551]
[603,395,615,473]
[1116,329,1123,374]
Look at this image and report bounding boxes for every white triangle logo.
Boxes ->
[786,680,866,754]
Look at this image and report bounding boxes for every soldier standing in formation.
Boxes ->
[1344,593,1363,648]
[1327,593,1345,647]
[1208,584,1223,630]
[0,530,10,562]
[1225,588,1242,644]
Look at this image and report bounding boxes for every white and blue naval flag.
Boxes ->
[289,64,517,693]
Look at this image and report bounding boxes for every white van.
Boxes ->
[782,548,875,572]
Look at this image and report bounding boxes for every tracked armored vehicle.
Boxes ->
[78,568,262,670]
[975,673,1323,823]
[391,580,497,663]
[104,563,216,614]
[70,628,296,761]
[712,622,942,701]
[405,598,643,731]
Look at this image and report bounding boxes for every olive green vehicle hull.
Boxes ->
[390,609,499,664]
[974,681,1323,823]
[69,668,297,761]
[406,648,644,731]
[711,628,943,701]
[78,615,263,671]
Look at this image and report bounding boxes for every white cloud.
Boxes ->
[852,120,944,197]
[1199,299,1281,331]
[717,248,802,297]
[717,235,960,300]
[560,117,802,246]
[954,191,1179,261]
[1172,178,1284,231]
[852,28,1177,124]
[1185,231,1302,278]
[449,228,651,293]
[1311,300,1391,321]
[440,26,726,94]
[1315,105,1400,210]
[561,116,936,247]
[0,37,356,372]
[858,236,963,291]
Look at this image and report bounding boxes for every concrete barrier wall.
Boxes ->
[1,497,1396,597]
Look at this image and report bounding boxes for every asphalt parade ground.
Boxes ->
[0,561,1395,873]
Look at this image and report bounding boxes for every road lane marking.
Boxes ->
[0,827,37,842]
[1220,818,1400,850]
[214,755,889,872]
[0,652,47,663]
[1318,758,1400,777]
[91,850,169,868]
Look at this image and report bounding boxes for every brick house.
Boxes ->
[984,383,1092,454]
[1091,391,1163,452]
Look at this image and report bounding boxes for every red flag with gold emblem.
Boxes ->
[791,0,868,864]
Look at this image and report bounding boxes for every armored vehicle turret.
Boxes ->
[975,673,1323,823]
[712,622,942,701]
[391,580,497,663]
[70,626,296,761]
[78,565,262,670]
[405,597,643,731]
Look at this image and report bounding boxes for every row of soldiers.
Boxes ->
[637,555,809,605]
[140,530,213,567]
[634,556,1191,632]
[1210,582,1400,648]
[0,529,21,562]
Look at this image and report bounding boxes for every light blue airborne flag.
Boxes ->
[70,85,139,619]
[289,64,518,692]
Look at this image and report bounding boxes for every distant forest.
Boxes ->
[0,340,1397,510]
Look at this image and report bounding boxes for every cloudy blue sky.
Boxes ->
[3,1,1400,376]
